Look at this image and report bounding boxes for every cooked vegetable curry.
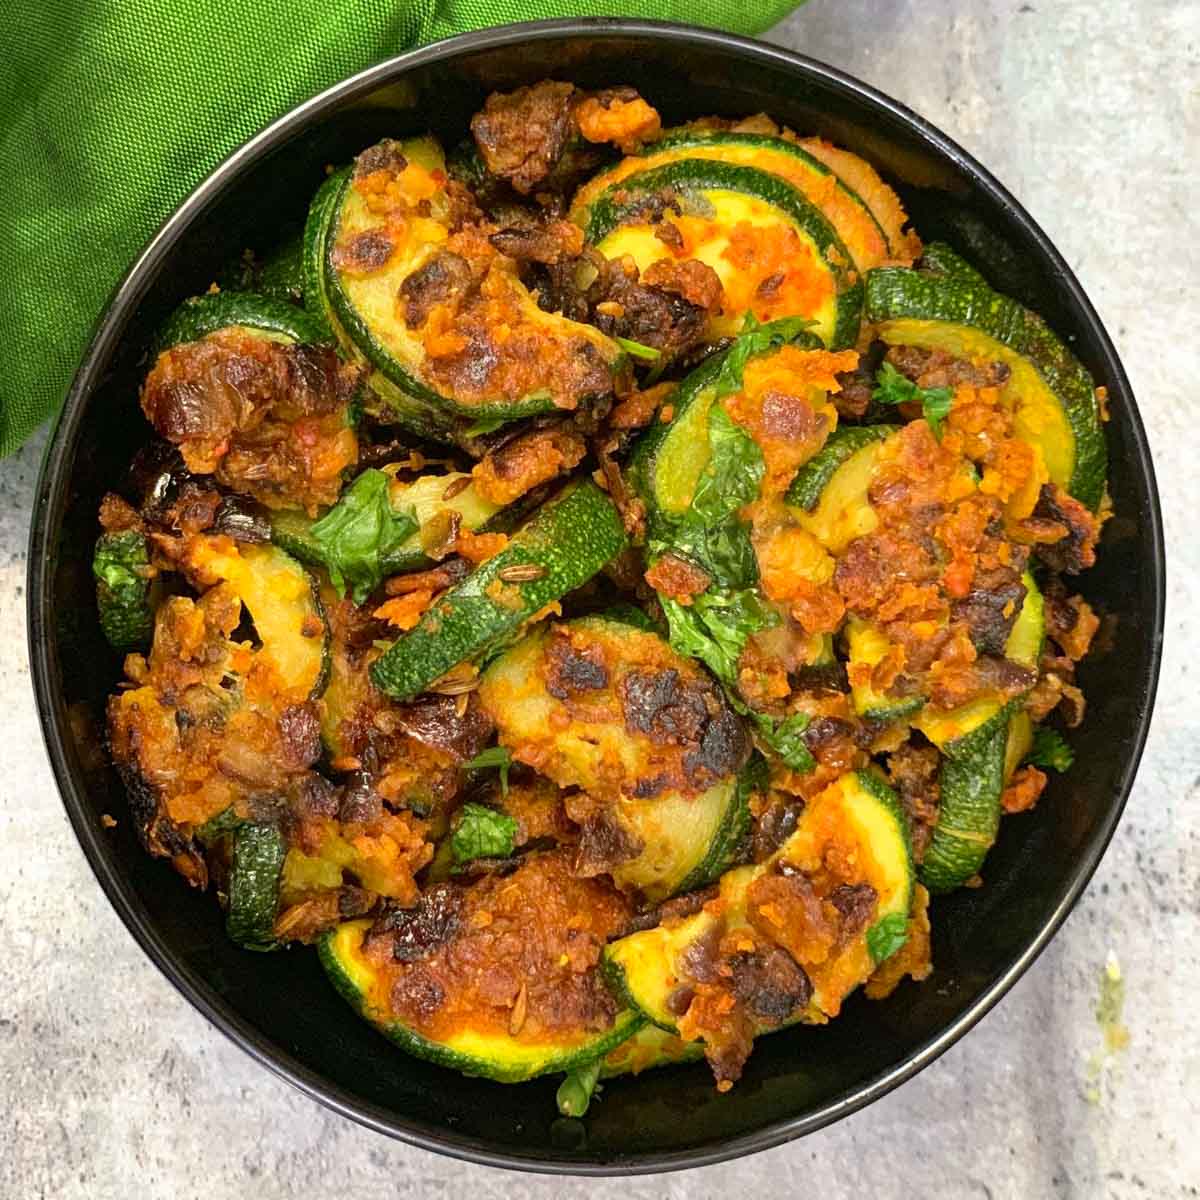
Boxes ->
[97,81,1107,1110]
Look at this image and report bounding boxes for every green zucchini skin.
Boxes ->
[318,920,643,1083]
[196,805,243,846]
[599,1024,706,1079]
[625,350,725,535]
[93,530,157,650]
[154,291,329,354]
[322,160,623,430]
[844,618,925,723]
[583,160,864,351]
[917,241,990,287]
[919,704,1014,894]
[303,166,448,441]
[865,268,1107,510]
[670,767,755,897]
[785,425,899,512]
[370,479,628,701]
[302,166,349,343]
[255,232,307,305]
[575,127,891,266]
[226,823,286,951]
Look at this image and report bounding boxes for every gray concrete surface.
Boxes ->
[1,1,1197,1195]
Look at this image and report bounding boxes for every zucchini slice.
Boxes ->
[155,290,330,354]
[477,615,751,902]
[226,822,287,951]
[319,851,644,1084]
[478,615,747,799]
[321,919,642,1083]
[866,268,1107,510]
[783,424,900,554]
[304,164,448,441]
[370,479,628,701]
[918,241,990,287]
[93,530,157,650]
[604,770,915,1035]
[571,127,892,272]
[913,570,1044,750]
[918,704,1012,894]
[582,160,863,350]
[914,572,1045,893]
[628,335,830,536]
[610,772,752,904]
[626,351,726,532]
[323,137,623,428]
[796,138,922,263]
[845,618,924,723]
[269,471,506,578]
[184,539,330,702]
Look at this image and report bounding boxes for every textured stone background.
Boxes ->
[2,1,1197,1196]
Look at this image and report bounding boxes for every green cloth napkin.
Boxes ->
[0,1,800,457]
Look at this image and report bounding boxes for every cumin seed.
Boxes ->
[498,563,547,583]
[441,475,473,501]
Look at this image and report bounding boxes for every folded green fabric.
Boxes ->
[0,1,801,457]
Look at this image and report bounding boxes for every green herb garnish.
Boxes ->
[556,1060,602,1117]
[866,912,910,963]
[450,801,518,865]
[1025,728,1074,773]
[309,469,418,603]
[872,361,954,438]
[464,745,514,794]
[752,712,815,774]
[615,336,662,362]
[713,313,816,401]
[464,414,509,438]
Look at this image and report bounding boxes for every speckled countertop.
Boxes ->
[1,1,1196,1196]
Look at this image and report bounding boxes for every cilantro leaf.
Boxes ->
[866,912,910,964]
[1025,728,1074,773]
[464,745,513,794]
[615,336,661,362]
[752,711,815,773]
[450,801,518,864]
[713,313,817,401]
[309,469,418,604]
[872,361,954,438]
[690,404,763,527]
[665,402,765,589]
[464,414,509,438]
[661,587,779,691]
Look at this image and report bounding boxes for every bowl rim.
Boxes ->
[27,16,1165,1176]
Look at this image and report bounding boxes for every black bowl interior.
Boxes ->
[29,20,1163,1174]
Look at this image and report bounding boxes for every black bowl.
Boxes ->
[28,18,1164,1174]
